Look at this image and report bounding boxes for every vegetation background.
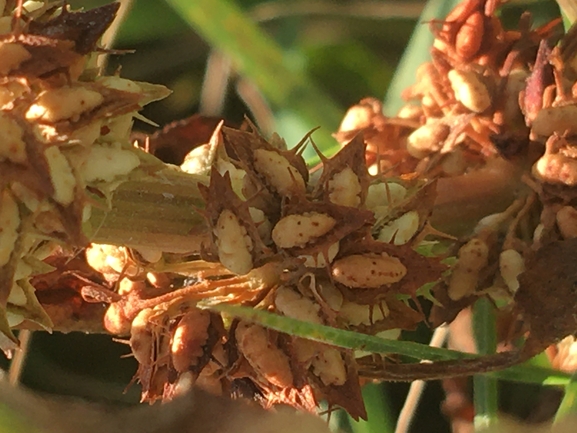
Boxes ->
[5,0,574,432]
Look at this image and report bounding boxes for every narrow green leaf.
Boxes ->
[204,303,571,386]
[164,0,344,163]
[350,383,394,433]
[555,372,577,423]
[473,298,499,431]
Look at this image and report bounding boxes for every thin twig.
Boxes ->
[8,330,32,385]
[199,51,231,116]
[394,325,450,433]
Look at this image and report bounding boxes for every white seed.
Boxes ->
[180,144,213,175]
[532,105,577,137]
[312,347,347,386]
[44,146,76,206]
[557,206,577,239]
[0,190,20,267]
[253,148,305,196]
[327,167,361,207]
[272,212,336,249]
[275,286,322,324]
[448,69,491,113]
[214,209,253,275]
[332,253,407,288]
[300,241,339,268]
[81,143,140,183]
[0,113,26,164]
[0,42,31,74]
[377,211,420,245]
[235,322,293,388]
[448,238,489,301]
[339,300,386,326]
[499,249,524,293]
[26,86,104,122]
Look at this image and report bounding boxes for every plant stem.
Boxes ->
[85,169,209,254]
[554,371,577,423]
[472,297,499,431]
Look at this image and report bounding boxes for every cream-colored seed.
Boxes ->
[98,76,142,93]
[0,190,20,267]
[448,238,489,301]
[129,308,156,365]
[171,310,211,373]
[214,209,253,275]
[557,206,577,239]
[327,167,361,207]
[533,153,577,186]
[332,253,407,288]
[339,300,386,326]
[311,347,347,386]
[0,113,26,164]
[377,211,420,245]
[275,286,322,324]
[44,146,76,205]
[499,249,524,293]
[300,241,339,268]
[253,148,305,196]
[81,143,140,183]
[26,86,104,122]
[407,121,451,159]
[0,42,31,74]
[532,106,577,138]
[272,212,336,249]
[448,69,491,113]
[235,322,294,388]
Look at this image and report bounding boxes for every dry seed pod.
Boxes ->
[557,206,577,239]
[0,190,19,267]
[499,249,524,293]
[214,209,254,275]
[311,347,347,386]
[171,309,211,373]
[448,238,489,301]
[448,69,491,113]
[235,322,294,388]
[332,253,407,289]
[406,121,450,159]
[272,212,336,249]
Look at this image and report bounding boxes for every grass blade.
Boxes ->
[164,0,344,162]
[204,303,571,386]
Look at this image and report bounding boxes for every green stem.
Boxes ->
[555,371,577,423]
[473,298,499,431]
[85,169,209,254]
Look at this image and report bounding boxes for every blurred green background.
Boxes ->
[11,0,569,432]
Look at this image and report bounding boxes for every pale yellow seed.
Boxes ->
[327,167,361,207]
[365,182,407,210]
[129,308,156,365]
[214,209,253,275]
[332,253,407,288]
[448,69,491,113]
[0,113,26,164]
[253,148,305,196]
[26,86,104,122]
[533,153,577,186]
[272,212,336,249]
[171,310,211,373]
[377,211,420,245]
[0,42,31,74]
[448,238,489,301]
[44,146,76,206]
[81,143,140,183]
[407,121,450,159]
[275,286,322,324]
[499,249,524,293]
[311,347,347,386]
[532,106,577,138]
[0,190,20,267]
